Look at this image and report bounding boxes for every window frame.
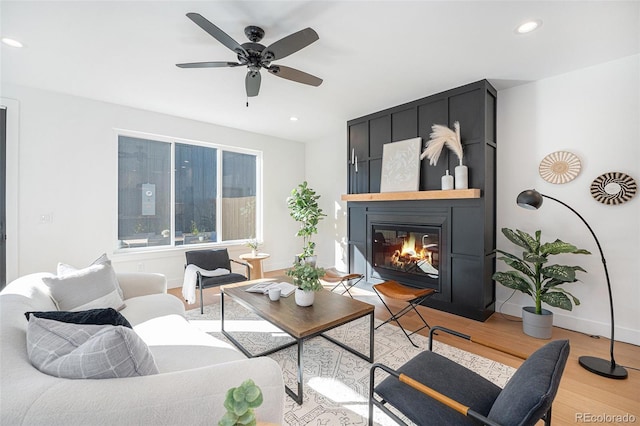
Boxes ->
[115,129,263,254]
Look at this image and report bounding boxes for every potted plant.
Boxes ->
[286,261,325,307]
[245,239,260,256]
[219,379,263,426]
[492,227,590,339]
[286,181,326,263]
[286,181,326,306]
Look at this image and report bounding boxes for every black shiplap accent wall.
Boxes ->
[346,80,497,321]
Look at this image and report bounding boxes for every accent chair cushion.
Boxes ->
[375,350,502,425]
[26,316,158,379]
[199,273,248,289]
[25,308,132,328]
[42,263,126,311]
[488,339,570,426]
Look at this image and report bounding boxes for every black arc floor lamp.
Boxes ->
[516,189,628,379]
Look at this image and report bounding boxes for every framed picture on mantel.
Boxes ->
[380,137,422,193]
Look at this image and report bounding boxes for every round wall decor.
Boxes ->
[590,172,637,205]
[538,151,581,184]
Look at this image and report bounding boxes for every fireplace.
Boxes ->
[370,223,441,291]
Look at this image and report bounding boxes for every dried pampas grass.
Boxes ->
[420,121,463,166]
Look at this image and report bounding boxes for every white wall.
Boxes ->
[497,54,640,345]
[305,127,348,271]
[3,84,304,287]
[310,55,640,345]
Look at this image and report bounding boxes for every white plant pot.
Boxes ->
[522,306,553,339]
[295,289,315,307]
[251,249,257,257]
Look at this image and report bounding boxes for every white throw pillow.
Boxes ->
[57,253,124,299]
[27,316,159,379]
[43,263,126,311]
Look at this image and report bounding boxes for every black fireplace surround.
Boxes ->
[345,80,496,321]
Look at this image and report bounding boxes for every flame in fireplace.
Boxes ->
[391,234,434,270]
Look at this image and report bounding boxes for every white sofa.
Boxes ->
[0,271,285,425]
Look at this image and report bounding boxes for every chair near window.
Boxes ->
[185,249,251,314]
[369,326,570,426]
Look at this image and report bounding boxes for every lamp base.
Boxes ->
[578,356,628,379]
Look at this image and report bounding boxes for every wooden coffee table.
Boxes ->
[221,280,375,405]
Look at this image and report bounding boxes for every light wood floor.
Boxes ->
[169,271,639,425]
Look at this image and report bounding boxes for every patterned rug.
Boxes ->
[185,296,515,425]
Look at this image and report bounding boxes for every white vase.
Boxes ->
[251,249,257,257]
[441,170,454,190]
[295,288,315,307]
[455,165,468,189]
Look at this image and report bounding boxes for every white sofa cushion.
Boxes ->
[27,316,159,379]
[57,253,125,299]
[42,263,125,311]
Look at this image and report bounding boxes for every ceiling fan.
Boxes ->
[177,13,323,98]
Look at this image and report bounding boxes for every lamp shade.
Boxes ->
[516,189,543,210]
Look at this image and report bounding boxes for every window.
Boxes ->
[117,133,260,251]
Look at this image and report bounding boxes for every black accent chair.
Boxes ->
[185,249,251,314]
[369,326,570,426]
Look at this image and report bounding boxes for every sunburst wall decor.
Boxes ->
[538,151,581,184]
[590,172,637,205]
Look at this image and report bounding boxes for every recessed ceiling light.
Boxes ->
[2,37,24,48]
[289,116,299,122]
[516,20,542,34]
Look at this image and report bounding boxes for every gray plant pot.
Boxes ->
[522,306,553,339]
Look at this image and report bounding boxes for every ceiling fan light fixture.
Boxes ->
[516,19,542,34]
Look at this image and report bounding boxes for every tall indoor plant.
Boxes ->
[492,227,590,338]
[287,181,326,262]
[286,181,326,306]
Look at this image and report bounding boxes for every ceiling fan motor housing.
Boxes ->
[244,26,265,42]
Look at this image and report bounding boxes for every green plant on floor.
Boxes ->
[492,227,591,315]
[218,379,263,426]
[286,181,326,260]
[286,260,325,292]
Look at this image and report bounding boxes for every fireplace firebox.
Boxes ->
[371,224,440,291]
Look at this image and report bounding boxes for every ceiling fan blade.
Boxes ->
[262,28,319,61]
[267,65,323,87]
[176,61,242,68]
[246,71,261,97]
[186,13,248,57]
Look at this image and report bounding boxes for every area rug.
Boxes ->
[185,297,515,425]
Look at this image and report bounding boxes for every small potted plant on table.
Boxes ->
[492,227,590,339]
[245,238,260,257]
[286,261,325,306]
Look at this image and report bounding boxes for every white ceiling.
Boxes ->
[2,1,639,143]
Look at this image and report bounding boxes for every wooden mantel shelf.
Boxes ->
[341,189,481,202]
